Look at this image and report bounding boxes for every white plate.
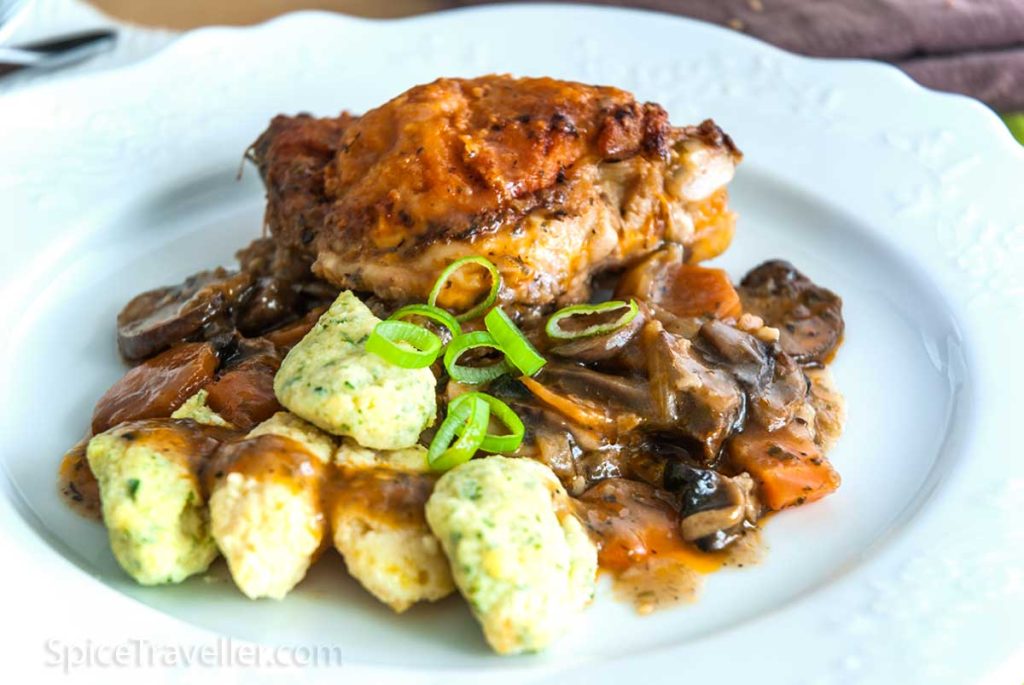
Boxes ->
[1,5,1022,684]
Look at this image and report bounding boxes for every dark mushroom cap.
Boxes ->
[738,260,844,365]
[548,305,646,363]
[663,460,757,551]
[116,268,248,362]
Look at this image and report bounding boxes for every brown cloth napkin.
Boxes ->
[455,0,1024,111]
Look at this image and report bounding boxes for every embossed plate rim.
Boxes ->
[0,5,1022,684]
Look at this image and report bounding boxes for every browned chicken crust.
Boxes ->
[251,75,741,312]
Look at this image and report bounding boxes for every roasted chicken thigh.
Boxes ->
[251,75,741,313]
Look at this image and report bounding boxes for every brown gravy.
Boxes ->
[59,419,240,518]
[202,434,437,532]
[204,434,324,494]
[609,529,764,614]
[58,440,101,521]
[63,424,438,534]
[327,467,436,528]
[577,477,764,613]
[61,422,762,613]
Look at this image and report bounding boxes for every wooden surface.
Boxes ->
[87,0,453,28]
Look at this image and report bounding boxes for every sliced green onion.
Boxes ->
[443,330,512,384]
[545,299,639,340]
[389,304,462,339]
[428,256,501,322]
[451,391,525,453]
[366,320,441,369]
[428,394,490,471]
[484,307,546,376]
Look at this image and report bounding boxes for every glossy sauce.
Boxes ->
[58,440,101,520]
[520,375,643,434]
[263,306,327,350]
[203,354,282,431]
[201,435,438,551]
[59,419,236,518]
[578,479,723,572]
[91,342,219,434]
[326,468,436,528]
[60,416,435,536]
[577,478,763,613]
[204,434,329,554]
[204,434,324,494]
[65,327,766,616]
[204,437,439,561]
[123,419,238,474]
[61,417,762,614]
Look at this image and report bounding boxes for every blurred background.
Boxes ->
[2,0,1022,142]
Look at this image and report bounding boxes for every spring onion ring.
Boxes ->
[428,394,490,471]
[428,256,501,322]
[389,304,462,339]
[451,391,525,453]
[483,307,546,376]
[545,299,639,340]
[366,320,442,369]
[443,330,512,384]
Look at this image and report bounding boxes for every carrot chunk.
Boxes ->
[617,247,741,320]
[667,264,743,319]
[728,424,840,510]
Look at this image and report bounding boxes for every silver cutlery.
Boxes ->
[0,28,116,79]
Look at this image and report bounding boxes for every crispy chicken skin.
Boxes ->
[251,75,741,312]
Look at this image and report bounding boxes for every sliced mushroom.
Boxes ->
[485,376,589,493]
[663,461,758,551]
[534,363,652,416]
[513,406,586,490]
[642,321,744,462]
[698,319,809,431]
[263,305,327,351]
[750,349,809,431]
[646,304,705,340]
[548,305,646,363]
[117,269,251,361]
[738,260,844,365]
[119,239,332,363]
[698,319,773,389]
[235,276,299,336]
